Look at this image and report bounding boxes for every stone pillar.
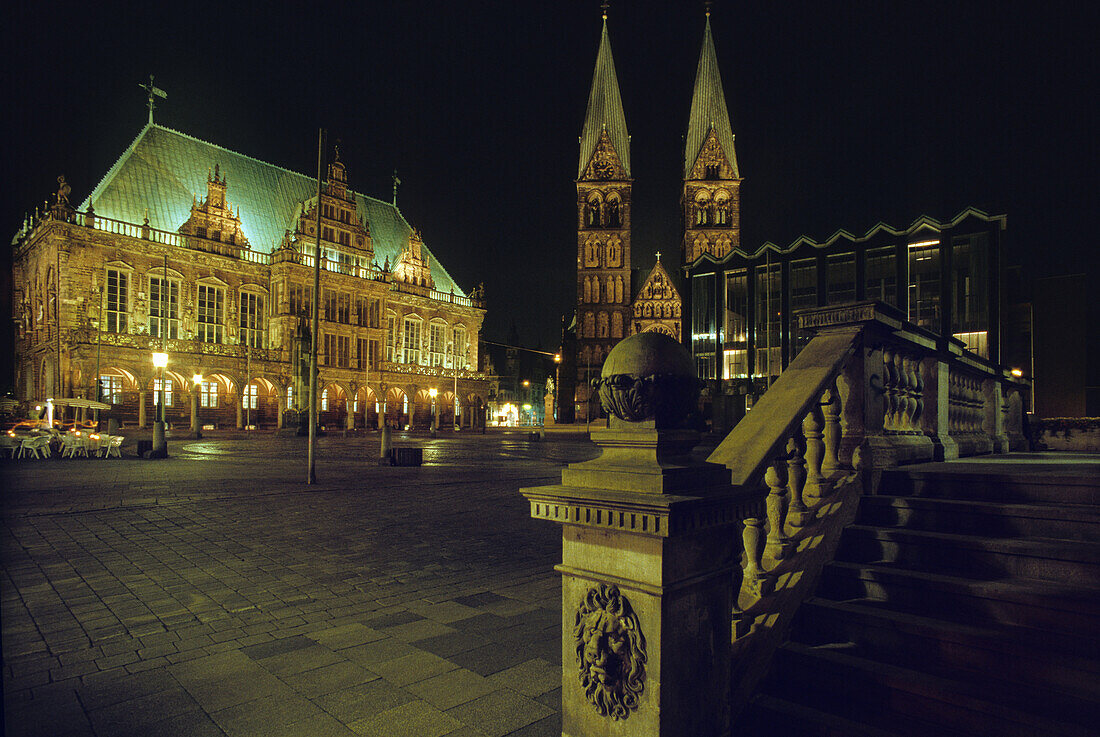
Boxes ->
[922,358,959,461]
[190,390,200,434]
[236,395,244,430]
[984,379,1009,453]
[521,333,746,737]
[276,394,285,429]
[346,402,355,431]
[523,418,745,737]
[138,390,147,429]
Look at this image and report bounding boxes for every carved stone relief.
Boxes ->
[574,583,647,720]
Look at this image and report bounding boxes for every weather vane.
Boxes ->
[601,1,609,21]
[705,1,713,17]
[392,169,401,207]
[139,75,167,126]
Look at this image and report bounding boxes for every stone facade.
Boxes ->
[631,256,682,338]
[12,127,489,431]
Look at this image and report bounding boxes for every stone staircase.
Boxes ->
[742,457,1100,736]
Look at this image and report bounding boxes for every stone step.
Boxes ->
[880,468,1100,505]
[857,495,1100,541]
[819,561,1100,644]
[789,597,1100,717]
[739,693,908,737]
[836,524,1100,585]
[764,641,1095,737]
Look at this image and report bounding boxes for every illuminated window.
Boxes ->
[429,322,445,366]
[723,270,748,379]
[148,276,180,339]
[243,384,258,410]
[200,381,218,408]
[386,313,397,361]
[692,273,716,380]
[105,269,129,333]
[754,263,781,379]
[99,375,123,404]
[908,241,941,329]
[239,291,265,348]
[197,284,224,343]
[403,316,422,364]
[286,385,293,408]
[452,326,467,369]
[321,388,328,411]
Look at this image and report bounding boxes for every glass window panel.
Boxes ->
[754,263,781,379]
[723,270,748,379]
[908,241,941,330]
[865,246,896,306]
[826,252,856,305]
[692,274,716,380]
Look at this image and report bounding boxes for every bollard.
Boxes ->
[380,423,392,463]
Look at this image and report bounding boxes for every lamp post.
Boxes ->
[191,373,203,438]
[151,351,169,456]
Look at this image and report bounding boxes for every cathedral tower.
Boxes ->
[682,8,741,266]
[575,5,632,416]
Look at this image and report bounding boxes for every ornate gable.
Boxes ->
[390,229,434,289]
[178,163,250,246]
[582,130,628,182]
[630,256,682,338]
[688,128,735,181]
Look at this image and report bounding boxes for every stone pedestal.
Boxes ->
[523,418,748,737]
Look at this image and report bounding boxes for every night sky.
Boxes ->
[3,0,1095,365]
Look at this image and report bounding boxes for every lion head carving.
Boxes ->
[574,584,647,720]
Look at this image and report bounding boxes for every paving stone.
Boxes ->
[415,631,492,659]
[240,634,314,660]
[371,650,458,686]
[87,686,199,735]
[317,680,417,723]
[403,600,483,624]
[363,611,424,629]
[348,698,465,737]
[280,659,380,697]
[503,713,562,737]
[308,624,387,650]
[445,690,555,737]
[3,697,92,737]
[139,709,228,737]
[447,643,535,677]
[381,619,457,643]
[406,668,498,711]
[451,592,511,608]
[341,638,420,666]
[211,691,326,736]
[484,659,560,697]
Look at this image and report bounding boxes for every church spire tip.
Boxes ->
[601,0,609,21]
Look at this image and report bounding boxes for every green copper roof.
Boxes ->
[578,19,630,178]
[685,17,739,179]
[79,124,465,296]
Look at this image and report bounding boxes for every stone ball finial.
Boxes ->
[594,332,701,428]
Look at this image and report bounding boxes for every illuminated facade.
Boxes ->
[685,208,1007,390]
[630,256,681,338]
[11,124,489,430]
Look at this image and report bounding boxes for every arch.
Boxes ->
[615,276,624,304]
[412,389,434,431]
[355,386,379,429]
[583,277,591,303]
[319,382,347,429]
[384,386,408,428]
[585,193,603,227]
[605,193,621,228]
[591,277,600,303]
[605,276,614,304]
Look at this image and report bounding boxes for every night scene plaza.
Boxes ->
[3,0,1099,736]
[3,431,593,737]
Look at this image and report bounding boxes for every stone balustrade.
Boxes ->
[524,301,1028,736]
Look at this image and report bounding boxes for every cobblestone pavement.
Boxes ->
[1,432,597,737]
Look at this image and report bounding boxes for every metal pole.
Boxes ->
[95,276,103,424]
[161,254,167,422]
[246,346,251,433]
[308,128,325,484]
[56,247,61,408]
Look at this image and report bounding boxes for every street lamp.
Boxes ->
[151,351,169,456]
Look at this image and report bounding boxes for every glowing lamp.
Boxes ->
[1010,368,1023,378]
[429,388,437,398]
[193,373,204,385]
[151,352,169,368]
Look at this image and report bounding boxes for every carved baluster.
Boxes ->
[764,459,792,560]
[883,347,898,433]
[802,404,833,501]
[821,378,841,476]
[912,357,925,434]
[741,505,770,596]
[785,435,810,528]
[896,353,913,433]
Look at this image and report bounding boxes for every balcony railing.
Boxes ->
[75,330,279,362]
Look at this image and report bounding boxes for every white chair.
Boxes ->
[103,435,123,459]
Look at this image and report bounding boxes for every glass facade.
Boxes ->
[789,258,817,358]
[723,270,748,379]
[692,274,716,380]
[754,263,781,379]
[865,246,897,306]
[826,252,856,305]
[952,233,990,357]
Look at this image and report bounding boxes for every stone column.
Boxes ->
[190,389,200,434]
[236,395,243,429]
[346,402,355,431]
[276,394,285,430]
[138,390,147,429]
[521,333,746,737]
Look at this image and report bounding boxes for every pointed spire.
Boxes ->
[685,11,739,178]
[578,6,630,178]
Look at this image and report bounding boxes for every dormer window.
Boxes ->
[705,163,720,180]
